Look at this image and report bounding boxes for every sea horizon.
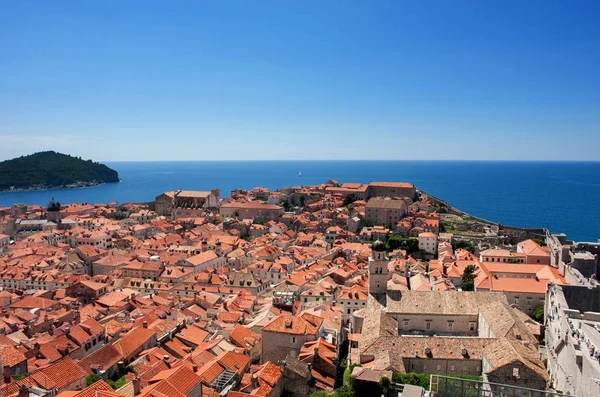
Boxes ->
[1,160,599,242]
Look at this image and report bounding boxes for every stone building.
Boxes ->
[324,183,369,200]
[155,191,175,216]
[155,189,220,218]
[368,181,417,200]
[46,197,62,222]
[368,240,389,297]
[220,202,284,222]
[352,261,550,392]
[545,284,600,397]
[262,313,324,364]
[418,232,437,255]
[0,233,9,250]
[365,197,407,229]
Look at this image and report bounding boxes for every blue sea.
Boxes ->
[0,161,598,242]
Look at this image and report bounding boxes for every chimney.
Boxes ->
[285,320,292,328]
[18,385,29,397]
[3,365,11,384]
[251,374,258,389]
[192,364,198,373]
[143,321,148,329]
[132,377,141,395]
[163,355,171,368]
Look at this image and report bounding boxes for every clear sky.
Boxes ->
[1,1,599,161]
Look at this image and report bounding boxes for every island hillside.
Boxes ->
[0,151,119,191]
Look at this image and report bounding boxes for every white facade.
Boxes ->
[418,232,437,254]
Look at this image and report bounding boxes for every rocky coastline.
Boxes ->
[0,180,118,193]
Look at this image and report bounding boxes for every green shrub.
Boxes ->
[532,306,545,322]
[392,372,430,389]
[86,374,102,386]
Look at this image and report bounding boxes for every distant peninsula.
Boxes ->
[0,151,119,192]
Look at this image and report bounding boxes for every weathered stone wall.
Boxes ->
[262,330,316,364]
[404,357,481,376]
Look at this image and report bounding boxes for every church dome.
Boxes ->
[372,239,385,252]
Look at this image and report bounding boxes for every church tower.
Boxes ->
[368,239,389,296]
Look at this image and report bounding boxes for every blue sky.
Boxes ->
[1,1,599,161]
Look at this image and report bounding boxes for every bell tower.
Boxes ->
[368,240,389,296]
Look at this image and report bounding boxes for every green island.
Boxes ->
[0,151,120,191]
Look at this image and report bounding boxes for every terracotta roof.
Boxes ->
[186,250,218,266]
[59,380,122,397]
[366,197,407,209]
[518,240,549,257]
[229,324,260,349]
[216,351,250,375]
[40,357,87,390]
[140,364,202,397]
[370,182,414,188]
[262,313,323,335]
[78,344,123,374]
[175,326,209,347]
[9,296,57,309]
[1,344,27,367]
[113,327,156,359]
[385,291,507,315]
[489,277,550,294]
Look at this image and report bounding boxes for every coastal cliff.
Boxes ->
[0,151,119,191]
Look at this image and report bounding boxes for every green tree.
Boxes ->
[334,385,355,397]
[453,240,475,254]
[86,374,102,386]
[309,391,330,397]
[460,264,477,291]
[532,305,545,322]
[281,198,292,211]
[387,235,420,254]
[392,372,430,389]
[362,219,375,228]
[379,376,391,395]
[343,194,356,206]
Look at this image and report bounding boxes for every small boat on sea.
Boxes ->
[298,171,302,177]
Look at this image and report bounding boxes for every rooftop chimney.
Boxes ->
[285,320,293,328]
[18,385,29,397]
[132,377,141,395]
[192,364,198,373]
[251,374,258,389]
[3,365,12,384]
[143,320,148,329]
[163,355,171,368]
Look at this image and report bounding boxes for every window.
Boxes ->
[437,365,441,371]
[291,337,296,343]
[469,322,476,332]
[93,339,97,346]
[513,367,520,378]
[447,321,453,331]
[404,320,409,328]
[450,365,454,371]
[426,321,431,330]
[348,309,351,314]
